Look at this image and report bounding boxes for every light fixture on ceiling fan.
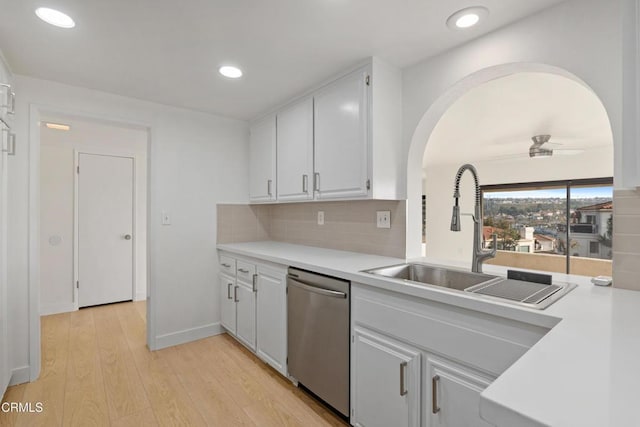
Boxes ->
[529,134,553,158]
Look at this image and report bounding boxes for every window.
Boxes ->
[482,178,613,276]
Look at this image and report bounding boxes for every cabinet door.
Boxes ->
[314,68,369,200]
[256,267,287,375]
[235,282,256,351]
[352,327,420,427]
[426,355,494,427]
[0,123,7,395]
[249,115,276,202]
[219,275,236,335]
[277,98,313,201]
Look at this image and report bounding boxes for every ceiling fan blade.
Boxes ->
[553,149,584,156]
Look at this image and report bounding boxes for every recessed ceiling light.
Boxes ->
[446,7,488,30]
[219,66,243,79]
[44,122,71,131]
[35,7,75,29]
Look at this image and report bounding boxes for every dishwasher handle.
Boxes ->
[288,277,347,299]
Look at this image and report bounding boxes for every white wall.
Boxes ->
[40,115,148,315]
[9,75,249,383]
[403,0,623,257]
[423,146,613,263]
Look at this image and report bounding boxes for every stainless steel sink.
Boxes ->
[362,263,576,310]
[363,263,498,291]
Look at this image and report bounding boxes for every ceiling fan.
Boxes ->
[528,134,584,158]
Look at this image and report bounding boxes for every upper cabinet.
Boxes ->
[314,68,369,200]
[249,57,403,203]
[249,114,277,203]
[276,98,314,201]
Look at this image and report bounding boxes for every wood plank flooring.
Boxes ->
[0,302,348,427]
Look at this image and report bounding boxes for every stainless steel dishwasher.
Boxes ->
[287,267,350,418]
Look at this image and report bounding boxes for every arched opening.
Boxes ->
[407,64,614,277]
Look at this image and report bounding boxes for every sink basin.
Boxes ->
[363,263,498,291]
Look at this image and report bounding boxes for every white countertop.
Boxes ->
[217,241,640,427]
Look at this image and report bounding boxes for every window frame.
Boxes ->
[481,177,613,274]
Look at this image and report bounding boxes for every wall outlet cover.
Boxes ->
[317,211,325,225]
[162,211,171,225]
[377,211,391,228]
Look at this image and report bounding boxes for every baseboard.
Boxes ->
[40,302,76,316]
[134,292,146,302]
[154,322,223,350]
[9,366,30,386]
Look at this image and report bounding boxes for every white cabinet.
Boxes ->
[249,114,276,203]
[219,274,236,334]
[277,98,314,201]
[314,68,369,200]
[256,265,287,375]
[426,356,493,427]
[352,327,421,427]
[235,281,256,351]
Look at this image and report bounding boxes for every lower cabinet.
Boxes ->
[351,327,421,427]
[235,281,256,351]
[256,265,287,375]
[219,274,236,334]
[426,355,494,427]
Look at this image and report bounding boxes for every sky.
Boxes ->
[484,186,613,199]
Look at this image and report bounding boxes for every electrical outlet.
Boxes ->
[317,211,325,225]
[377,211,391,229]
[162,211,171,225]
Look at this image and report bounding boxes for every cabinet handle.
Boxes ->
[8,90,15,115]
[302,174,308,193]
[234,285,239,302]
[227,283,233,300]
[8,132,15,156]
[432,375,440,414]
[313,172,320,192]
[252,274,258,292]
[238,268,249,274]
[267,179,273,197]
[400,361,408,396]
[221,263,231,268]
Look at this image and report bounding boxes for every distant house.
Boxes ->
[534,233,556,253]
[557,201,612,259]
[482,225,535,253]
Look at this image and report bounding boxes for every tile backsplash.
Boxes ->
[613,189,640,291]
[217,200,406,258]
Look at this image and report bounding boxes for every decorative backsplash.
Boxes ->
[217,200,406,258]
[612,189,640,291]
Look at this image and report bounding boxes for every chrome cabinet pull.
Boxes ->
[221,263,231,268]
[400,361,408,396]
[302,174,308,193]
[238,268,249,274]
[8,90,15,115]
[432,375,440,414]
[267,179,273,197]
[227,283,233,300]
[252,274,258,292]
[234,285,239,302]
[313,172,320,192]
[8,132,15,156]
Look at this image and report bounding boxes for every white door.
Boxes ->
[426,355,494,427]
[78,153,134,308]
[352,327,421,427]
[249,115,276,203]
[235,282,256,351]
[314,68,369,200]
[0,125,9,395]
[219,274,236,334]
[276,98,313,201]
[256,266,286,375]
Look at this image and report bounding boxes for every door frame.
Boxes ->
[73,149,137,310]
[27,104,152,383]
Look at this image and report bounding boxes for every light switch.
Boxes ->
[162,211,171,225]
[317,211,325,225]
[377,211,391,229]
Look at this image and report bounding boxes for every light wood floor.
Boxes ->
[0,301,348,427]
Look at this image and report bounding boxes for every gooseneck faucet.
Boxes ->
[450,164,497,273]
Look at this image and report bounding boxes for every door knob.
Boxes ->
[124,234,132,240]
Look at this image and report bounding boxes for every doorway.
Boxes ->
[76,153,134,307]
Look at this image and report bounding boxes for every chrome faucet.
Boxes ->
[450,164,496,273]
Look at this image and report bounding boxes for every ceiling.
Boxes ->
[423,72,613,166]
[0,0,566,120]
